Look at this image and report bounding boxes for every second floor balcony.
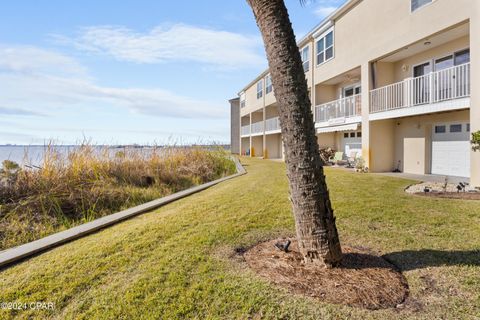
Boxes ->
[265,117,280,132]
[370,63,470,119]
[240,117,281,137]
[314,94,362,125]
[251,121,264,135]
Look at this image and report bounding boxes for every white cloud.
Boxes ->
[0,45,227,119]
[312,0,346,19]
[0,106,44,116]
[0,46,88,77]
[52,24,265,69]
[314,6,337,18]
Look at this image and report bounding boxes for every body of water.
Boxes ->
[0,145,229,168]
[0,146,67,167]
[0,145,138,167]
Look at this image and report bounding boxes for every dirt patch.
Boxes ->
[414,192,480,200]
[243,239,409,310]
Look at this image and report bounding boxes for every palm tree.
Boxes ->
[246,0,342,267]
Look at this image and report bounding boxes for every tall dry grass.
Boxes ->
[0,144,236,250]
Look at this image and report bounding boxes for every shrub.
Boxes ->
[0,144,236,250]
[472,130,480,152]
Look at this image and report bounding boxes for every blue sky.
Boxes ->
[0,0,346,145]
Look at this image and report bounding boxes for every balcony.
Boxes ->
[241,125,250,136]
[251,121,263,135]
[265,117,280,132]
[314,94,362,125]
[240,117,281,137]
[370,63,470,119]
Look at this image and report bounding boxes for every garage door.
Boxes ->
[431,122,470,178]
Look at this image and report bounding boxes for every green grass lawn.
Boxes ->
[0,157,479,319]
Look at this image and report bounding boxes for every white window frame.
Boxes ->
[315,27,334,67]
[342,83,361,98]
[411,47,470,77]
[300,45,310,72]
[265,74,273,94]
[256,80,263,99]
[239,92,246,108]
[433,121,470,135]
[411,0,434,12]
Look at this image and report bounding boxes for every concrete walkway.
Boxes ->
[374,172,469,184]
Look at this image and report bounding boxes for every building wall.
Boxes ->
[392,36,470,83]
[265,105,278,119]
[317,132,336,149]
[315,84,337,105]
[241,137,250,155]
[470,3,480,186]
[265,87,276,107]
[314,0,472,84]
[375,62,395,87]
[234,0,479,185]
[393,109,470,174]
[369,119,396,172]
[241,115,250,126]
[229,99,240,154]
[251,110,263,124]
[241,81,264,116]
[265,134,282,159]
[251,135,263,157]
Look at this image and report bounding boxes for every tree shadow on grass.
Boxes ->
[382,249,480,271]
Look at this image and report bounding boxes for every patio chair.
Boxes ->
[328,152,344,165]
[346,151,358,168]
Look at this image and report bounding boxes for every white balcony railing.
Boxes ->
[315,94,361,123]
[265,117,280,132]
[241,125,250,136]
[370,63,470,113]
[251,121,264,134]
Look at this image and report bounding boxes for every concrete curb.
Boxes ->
[0,156,246,269]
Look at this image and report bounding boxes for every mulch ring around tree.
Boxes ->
[243,239,409,310]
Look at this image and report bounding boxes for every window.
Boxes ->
[450,124,462,133]
[240,92,246,108]
[435,125,446,133]
[344,133,349,138]
[265,75,273,94]
[350,132,356,138]
[300,46,310,72]
[411,0,433,12]
[256,80,263,99]
[454,49,470,66]
[316,30,334,66]
[467,123,470,132]
[357,132,362,138]
[435,55,453,71]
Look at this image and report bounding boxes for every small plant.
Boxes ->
[442,176,448,193]
[0,160,21,186]
[472,130,480,152]
[354,157,368,173]
[0,160,20,175]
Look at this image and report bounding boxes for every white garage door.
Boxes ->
[431,122,470,178]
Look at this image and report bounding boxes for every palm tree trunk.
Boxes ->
[247,0,342,267]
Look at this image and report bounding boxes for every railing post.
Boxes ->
[429,72,434,103]
[384,86,388,111]
[405,78,411,108]
[453,65,457,99]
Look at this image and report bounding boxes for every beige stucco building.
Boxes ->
[233,0,479,186]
